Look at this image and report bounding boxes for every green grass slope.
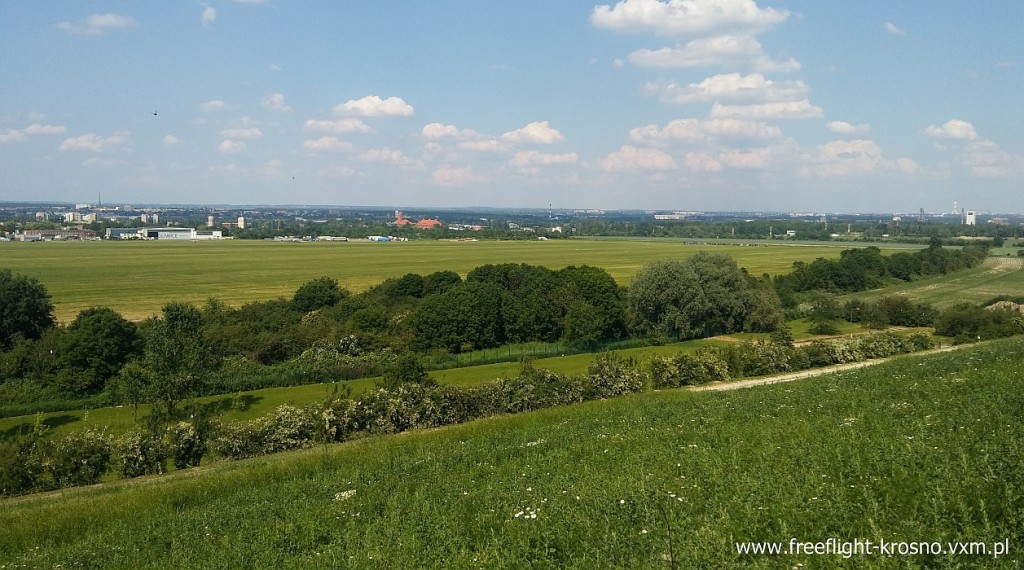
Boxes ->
[845,256,1024,308]
[2,338,1021,568]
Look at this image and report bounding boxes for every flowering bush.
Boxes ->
[168,421,206,469]
[41,427,112,488]
[115,429,168,478]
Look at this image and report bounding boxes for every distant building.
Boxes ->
[393,210,412,226]
[965,210,977,226]
[415,218,443,229]
[237,216,246,229]
[196,230,223,240]
[207,215,215,227]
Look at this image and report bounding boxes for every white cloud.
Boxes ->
[218,140,246,154]
[23,124,67,135]
[57,13,136,35]
[199,100,233,113]
[802,139,918,177]
[961,139,1021,178]
[358,147,410,165]
[219,127,263,140]
[302,136,354,153]
[59,132,129,152]
[303,118,373,134]
[600,145,677,171]
[510,151,579,168]
[334,96,414,117]
[884,22,905,36]
[459,139,505,152]
[257,159,285,180]
[630,118,781,144]
[826,121,871,135]
[926,119,977,141]
[628,35,799,72]
[81,157,125,168]
[0,129,26,144]
[261,93,292,112]
[202,7,217,27]
[433,164,484,186]
[592,0,790,37]
[644,73,808,104]
[710,99,823,120]
[421,122,478,140]
[501,121,565,145]
[684,152,723,172]
[162,135,183,145]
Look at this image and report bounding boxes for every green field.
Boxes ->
[845,256,1024,308]
[1,239,870,322]
[2,338,1020,567]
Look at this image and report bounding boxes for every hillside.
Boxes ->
[2,338,1021,567]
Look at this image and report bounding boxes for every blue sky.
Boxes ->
[1,1,1021,212]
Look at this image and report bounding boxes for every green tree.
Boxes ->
[0,269,56,349]
[142,302,219,417]
[380,353,436,390]
[292,276,346,313]
[411,282,504,352]
[58,307,144,394]
[627,252,776,340]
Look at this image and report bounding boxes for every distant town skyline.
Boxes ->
[1,1,1021,212]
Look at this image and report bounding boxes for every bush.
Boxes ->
[115,430,168,478]
[584,352,645,399]
[0,435,43,496]
[168,421,206,469]
[650,350,730,388]
[41,428,112,488]
[213,404,319,460]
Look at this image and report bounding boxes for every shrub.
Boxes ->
[168,421,206,469]
[115,430,168,478]
[0,436,43,496]
[651,350,730,388]
[213,404,319,460]
[41,428,112,488]
[584,352,645,399]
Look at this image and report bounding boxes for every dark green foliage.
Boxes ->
[422,270,462,296]
[292,276,346,312]
[650,349,729,388]
[934,303,1023,342]
[0,269,56,349]
[583,352,645,399]
[383,273,425,299]
[627,252,779,340]
[58,307,143,394]
[411,282,505,352]
[41,428,112,488]
[143,302,220,416]
[380,353,434,390]
[806,291,841,335]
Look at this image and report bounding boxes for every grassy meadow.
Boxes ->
[844,256,1024,308]
[2,238,872,322]
[2,338,1020,567]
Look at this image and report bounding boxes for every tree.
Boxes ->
[0,269,56,349]
[380,353,436,390]
[142,302,219,417]
[422,270,462,296]
[627,253,777,340]
[292,276,345,313]
[411,282,505,352]
[58,307,144,394]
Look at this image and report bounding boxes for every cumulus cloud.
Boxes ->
[960,139,1022,178]
[686,148,771,171]
[334,96,414,117]
[358,147,411,165]
[826,121,871,135]
[591,0,790,37]
[433,164,484,186]
[510,151,579,168]
[600,145,677,171]
[59,132,129,152]
[644,73,808,104]
[57,13,136,35]
[630,118,781,144]
[628,35,800,72]
[926,119,977,141]
[0,129,26,144]
[261,93,292,112]
[23,124,67,135]
[302,136,354,153]
[459,139,505,152]
[202,7,217,27]
[421,122,479,140]
[303,118,373,134]
[710,99,823,120]
[218,140,246,154]
[883,22,905,36]
[219,127,263,140]
[199,100,233,113]
[501,121,565,145]
[802,139,918,177]
[162,135,182,145]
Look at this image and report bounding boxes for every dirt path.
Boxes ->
[690,344,964,393]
